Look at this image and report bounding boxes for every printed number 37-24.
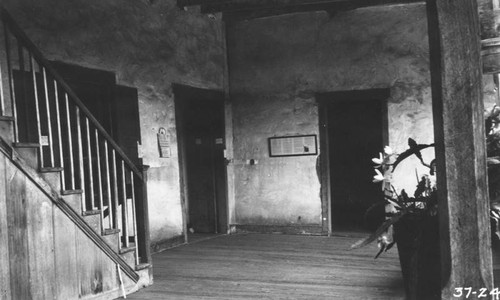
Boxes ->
[453,287,500,299]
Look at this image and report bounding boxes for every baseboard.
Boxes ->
[150,234,185,253]
[231,224,326,235]
[80,288,125,300]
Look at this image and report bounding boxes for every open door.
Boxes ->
[174,84,228,234]
[318,89,389,232]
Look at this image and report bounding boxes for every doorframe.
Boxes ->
[173,83,228,240]
[316,88,390,235]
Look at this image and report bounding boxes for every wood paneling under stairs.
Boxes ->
[0,152,139,299]
[0,155,11,299]
[128,233,406,299]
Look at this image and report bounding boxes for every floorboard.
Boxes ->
[128,233,405,299]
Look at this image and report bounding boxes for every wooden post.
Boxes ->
[317,100,332,235]
[136,164,151,264]
[426,0,493,298]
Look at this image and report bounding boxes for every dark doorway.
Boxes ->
[51,61,116,137]
[318,89,388,232]
[174,84,227,234]
[51,61,141,166]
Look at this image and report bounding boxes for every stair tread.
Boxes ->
[82,209,100,216]
[136,263,151,271]
[40,167,64,173]
[119,246,136,254]
[13,142,39,148]
[103,228,120,235]
[61,189,83,195]
[0,116,14,121]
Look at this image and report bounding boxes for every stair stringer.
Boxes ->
[0,136,149,299]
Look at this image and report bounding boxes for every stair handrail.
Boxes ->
[0,7,143,180]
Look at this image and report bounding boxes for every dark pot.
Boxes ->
[394,214,440,300]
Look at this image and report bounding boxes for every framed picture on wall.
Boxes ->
[268,134,318,157]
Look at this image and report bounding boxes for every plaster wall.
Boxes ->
[227,3,496,226]
[3,0,225,247]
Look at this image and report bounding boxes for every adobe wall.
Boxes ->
[226,3,496,227]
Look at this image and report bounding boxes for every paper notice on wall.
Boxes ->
[269,135,317,157]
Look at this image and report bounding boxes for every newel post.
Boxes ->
[426,0,493,298]
[137,164,151,265]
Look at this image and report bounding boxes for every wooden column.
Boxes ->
[426,0,493,298]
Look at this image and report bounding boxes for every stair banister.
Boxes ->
[0,6,152,269]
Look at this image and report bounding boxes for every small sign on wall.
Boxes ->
[157,127,171,158]
[268,134,318,157]
[40,135,49,146]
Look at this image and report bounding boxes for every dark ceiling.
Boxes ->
[177,0,424,22]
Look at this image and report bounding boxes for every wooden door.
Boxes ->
[175,85,227,234]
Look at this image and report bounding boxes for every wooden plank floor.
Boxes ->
[128,233,405,299]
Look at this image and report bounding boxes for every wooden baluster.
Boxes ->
[0,23,5,116]
[104,140,113,229]
[64,92,75,190]
[42,67,54,167]
[53,80,64,190]
[75,106,85,211]
[121,160,129,248]
[16,39,23,72]
[3,24,18,142]
[95,129,104,231]
[112,149,119,236]
[18,41,29,142]
[130,171,139,265]
[85,118,95,210]
[29,55,42,168]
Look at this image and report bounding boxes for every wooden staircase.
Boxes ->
[0,7,152,299]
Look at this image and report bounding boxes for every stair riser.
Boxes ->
[82,213,101,235]
[103,233,120,253]
[15,147,38,169]
[120,250,136,268]
[61,193,83,215]
[40,172,61,192]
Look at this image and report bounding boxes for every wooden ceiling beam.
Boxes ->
[214,0,423,22]
[177,0,423,23]
[178,0,351,7]
[219,4,350,22]
[201,0,417,13]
